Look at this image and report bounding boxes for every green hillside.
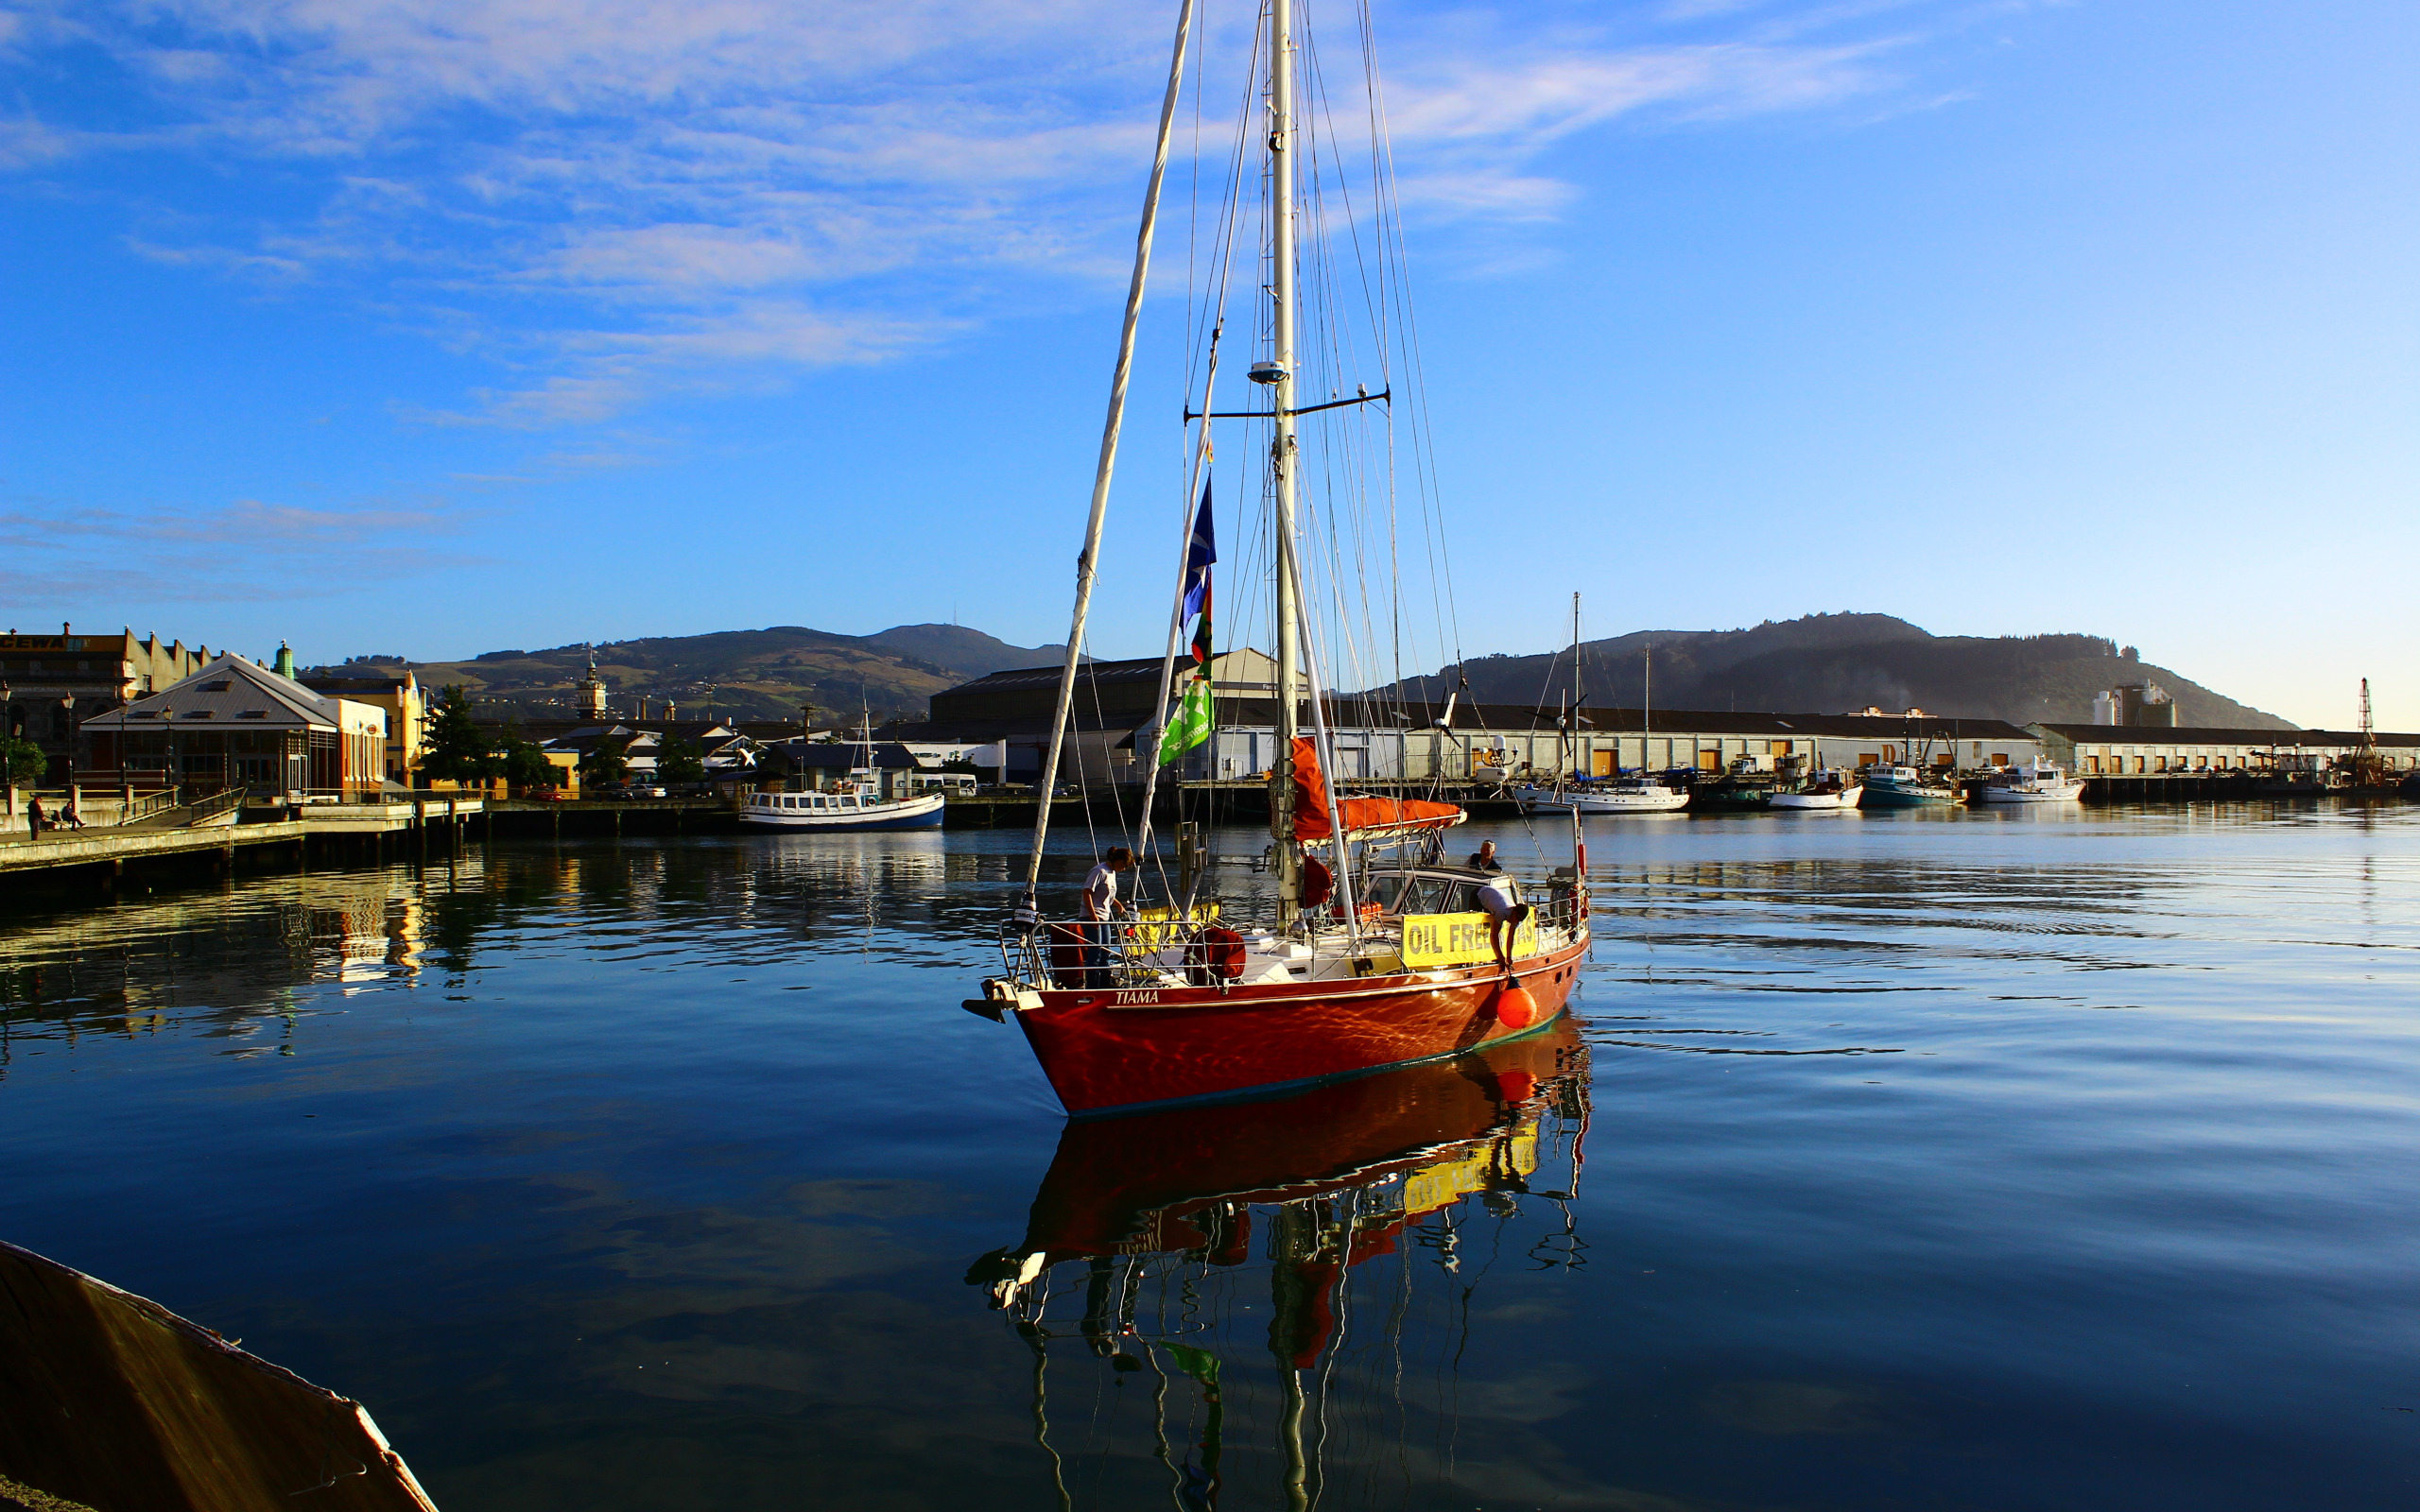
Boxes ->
[1379,612,2294,729]
[306,623,1070,725]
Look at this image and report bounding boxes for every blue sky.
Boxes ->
[2,0,2413,728]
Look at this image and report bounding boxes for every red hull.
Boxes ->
[1011,1019,1585,1259]
[1012,937,1589,1115]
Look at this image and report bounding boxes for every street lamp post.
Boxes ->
[60,696,76,820]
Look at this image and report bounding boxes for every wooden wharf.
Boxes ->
[0,797,486,898]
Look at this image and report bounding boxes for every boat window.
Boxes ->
[1364,873,1411,913]
[1395,877,1447,915]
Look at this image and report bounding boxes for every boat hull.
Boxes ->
[738,795,946,831]
[1012,936,1590,1117]
[1512,783,1689,814]
[1770,786,1864,810]
[1862,785,1959,807]
[1978,785,2083,804]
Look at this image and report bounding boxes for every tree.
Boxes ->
[502,739,559,791]
[657,734,706,785]
[419,686,501,784]
[580,737,630,785]
[0,737,46,789]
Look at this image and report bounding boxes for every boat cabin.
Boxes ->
[1357,866,1520,919]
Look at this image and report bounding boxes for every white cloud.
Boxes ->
[2,1,1954,424]
[0,496,475,598]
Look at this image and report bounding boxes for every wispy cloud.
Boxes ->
[2,1,1961,425]
[0,496,476,598]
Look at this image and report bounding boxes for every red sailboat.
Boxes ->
[965,0,1589,1117]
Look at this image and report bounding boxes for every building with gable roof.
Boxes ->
[1,624,220,780]
[80,655,388,797]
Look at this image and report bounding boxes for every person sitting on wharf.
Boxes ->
[1477,871,1531,971]
[1079,847,1136,988]
[1467,840,1503,873]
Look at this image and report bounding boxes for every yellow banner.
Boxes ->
[1400,911,1535,970]
[1128,902,1222,949]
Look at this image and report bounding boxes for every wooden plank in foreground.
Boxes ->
[0,1240,436,1512]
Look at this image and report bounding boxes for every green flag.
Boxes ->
[1157,678,1214,765]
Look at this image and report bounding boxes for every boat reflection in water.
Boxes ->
[969,1022,1590,1509]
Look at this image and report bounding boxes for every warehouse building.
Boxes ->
[2029,724,2420,774]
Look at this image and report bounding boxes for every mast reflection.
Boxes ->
[970,1024,1592,1510]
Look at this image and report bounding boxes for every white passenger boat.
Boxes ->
[1979,758,2083,804]
[1513,776,1690,814]
[741,783,944,831]
[1769,770,1864,810]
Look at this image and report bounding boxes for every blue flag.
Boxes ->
[1180,478,1216,625]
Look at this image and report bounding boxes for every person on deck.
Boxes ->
[1477,872,1531,971]
[1079,847,1135,988]
[1467,840,1502,873]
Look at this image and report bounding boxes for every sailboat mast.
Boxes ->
[1572,593,1582,714]
[1269,0,1305,921]
[1018,0,1197,907]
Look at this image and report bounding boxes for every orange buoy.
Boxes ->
[1495,982,1538,1031]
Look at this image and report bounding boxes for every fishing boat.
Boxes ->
[964,0,1589,1117]
[1979,757,2084,804]
[1770,768,1865,810]
[1862,764,1962,807]
[1692,756,1775,812]
[738,720,943,831]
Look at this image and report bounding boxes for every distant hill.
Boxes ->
[1372,612,2293,729]
[305,623,1071,725]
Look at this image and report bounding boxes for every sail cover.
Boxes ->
[1288,737,1465,846]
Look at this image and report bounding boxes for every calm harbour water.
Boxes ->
[4,802,2417,1510]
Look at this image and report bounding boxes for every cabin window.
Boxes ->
[1365,874,1411,913]
[1396,877,1448,916]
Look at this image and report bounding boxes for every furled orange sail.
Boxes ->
[1288,736,1465,845]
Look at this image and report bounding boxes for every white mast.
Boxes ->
[1269,0,1305,925]
[1018,0,1197,909]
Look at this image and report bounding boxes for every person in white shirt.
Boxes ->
[1079,847,1134,987]
[1475,873,1530,971]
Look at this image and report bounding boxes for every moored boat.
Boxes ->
[1770,769,1865,810]
[1862,764,1962,807]
[740,717,945,830]
[963,0,1589,1117]
[1692,757,1775,811]
[1513,775,1690,814]
[738,785,943,831]
[1979,758,2084,804]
